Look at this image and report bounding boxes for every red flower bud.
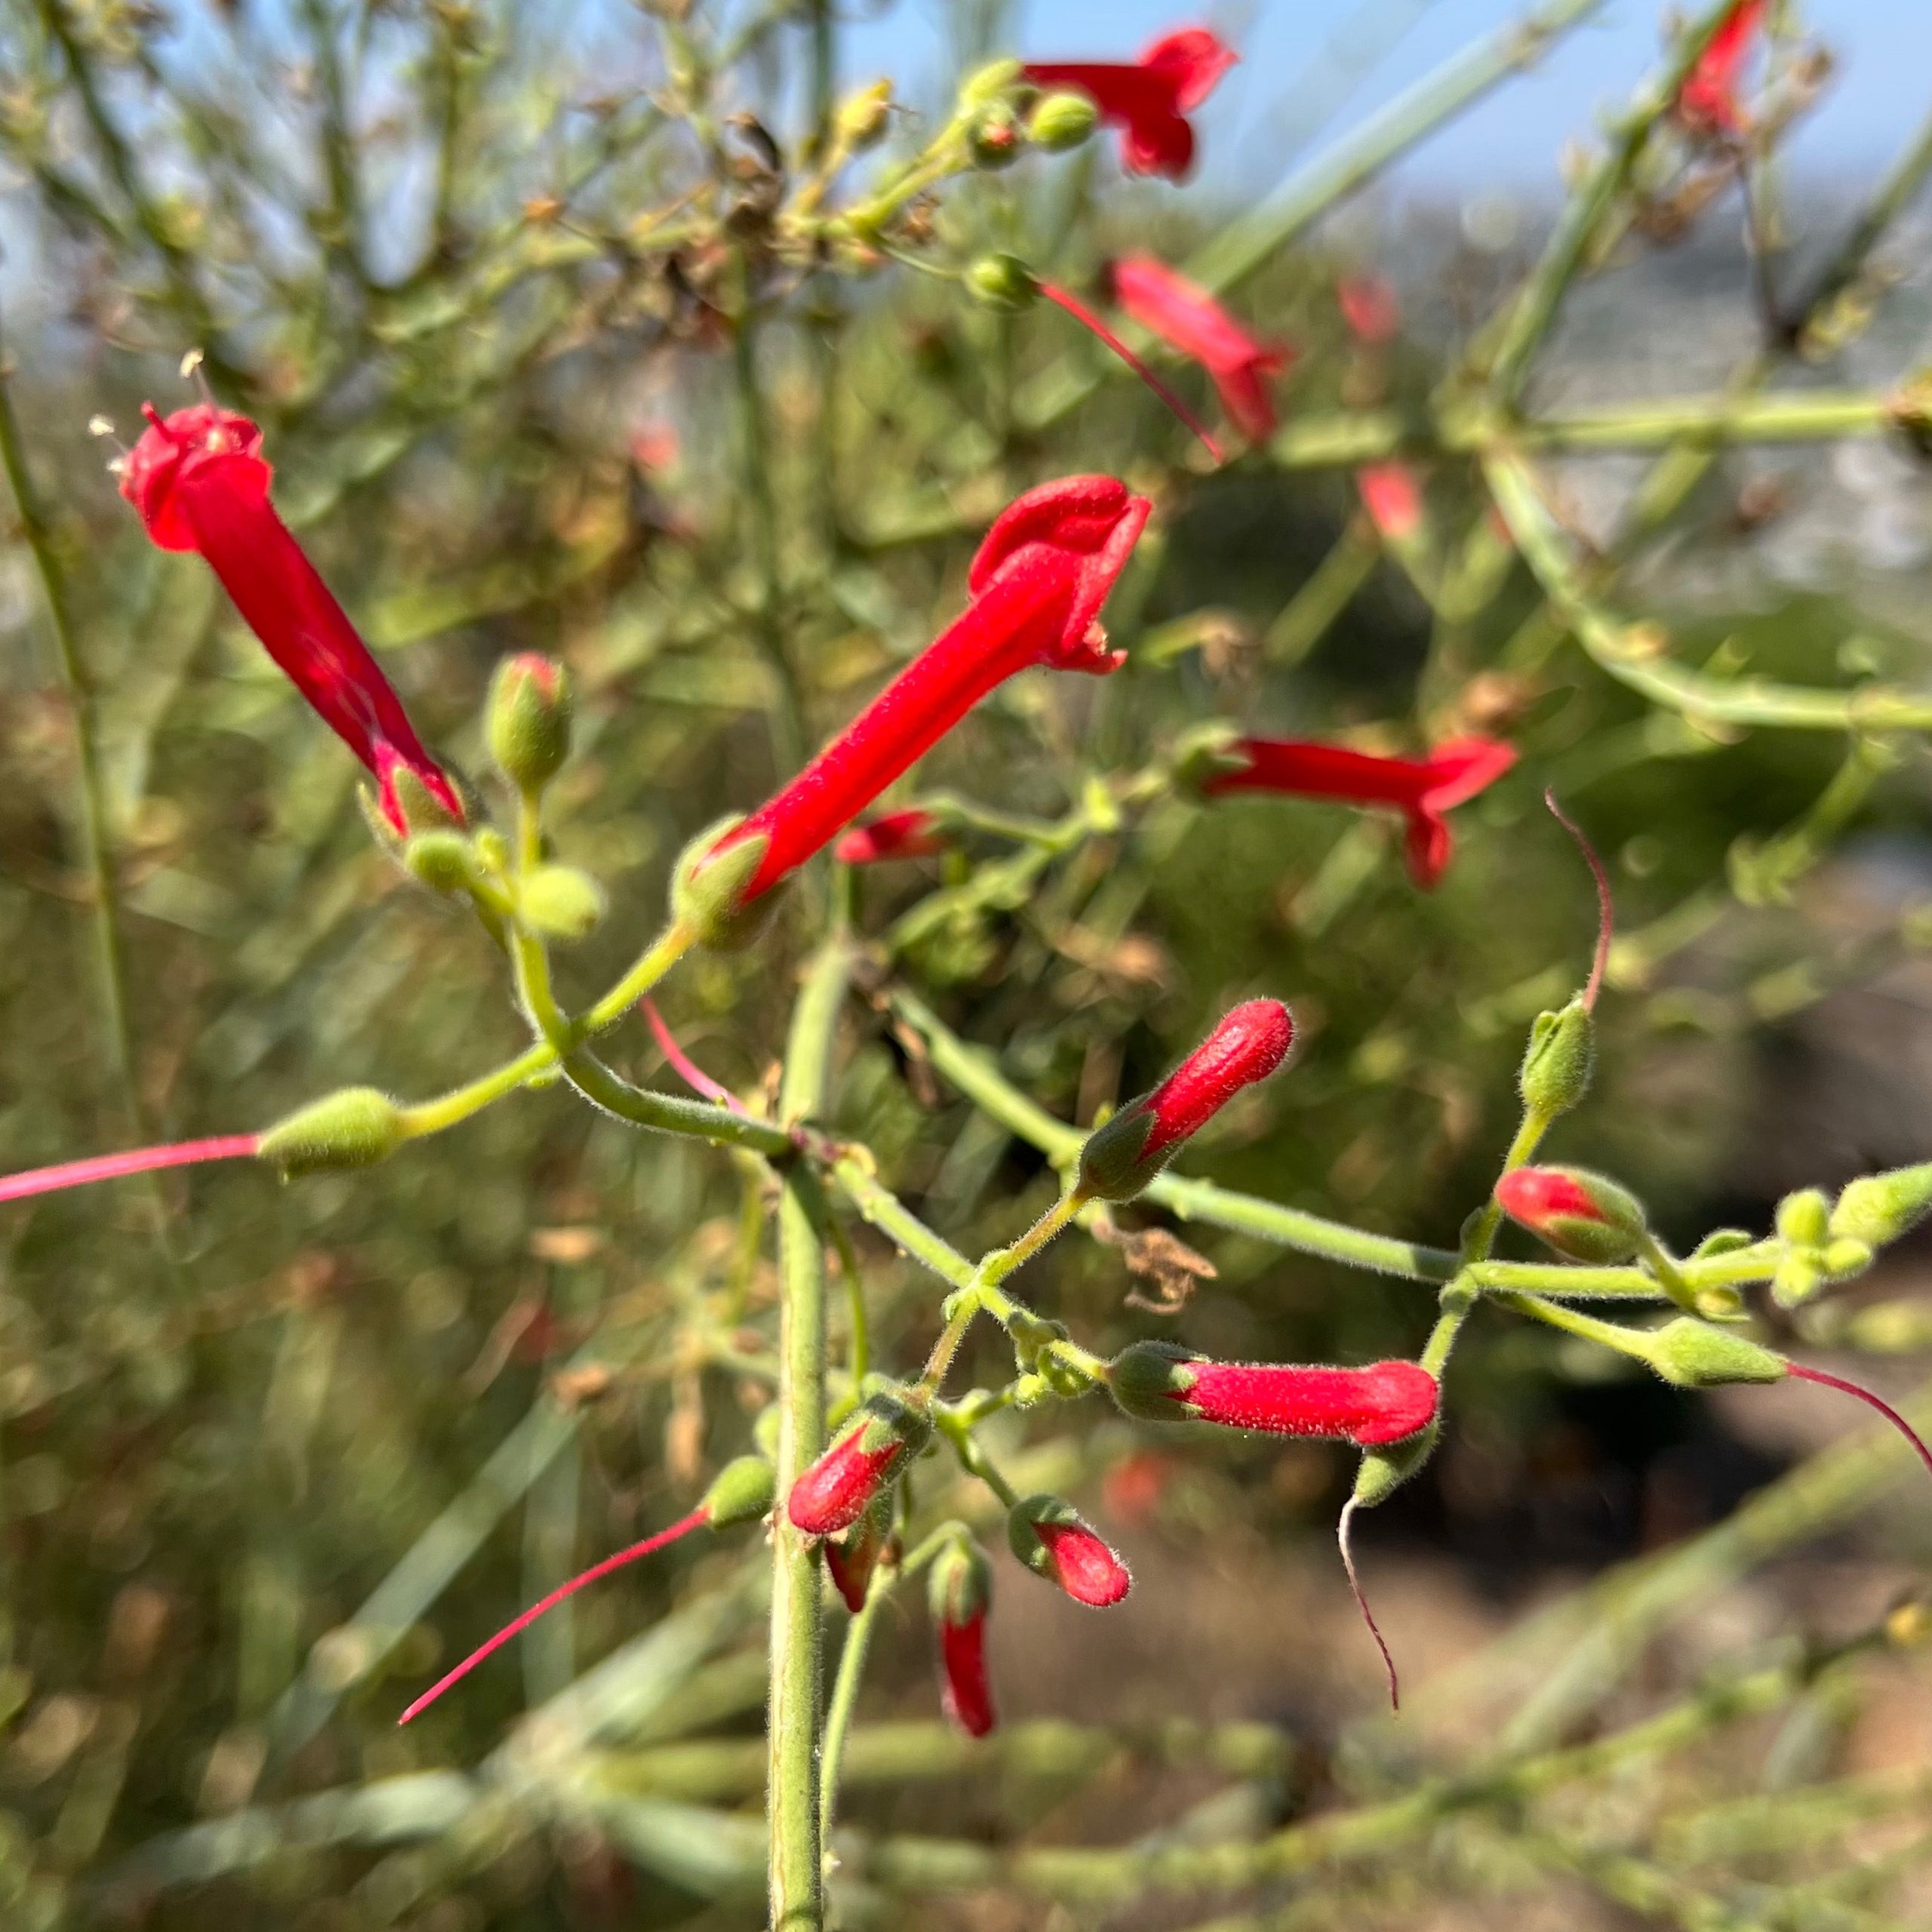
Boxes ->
[1338,273,1400,346]
[119,404,463,836]
[1109,1342,1438,1447]
[1008,1496,1131,1606]
[1024,27,1237,180]
[686,476,1149,931]
[1200,735,1516,890]
[832,808,949,866]
[929,1540,995,1737]
[1494,1164,1647,1264]
[786,1389,932,1537]
[1677,0,1764,136]
[1107,253,1292,444]
[825,1497,897,1613]
[1077,998,1293,1201]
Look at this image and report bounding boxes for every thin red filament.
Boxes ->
[1337,1497,1400,1712]
[0,1134,260,1205]
[1545,790,1614,1011]
[1786,1364,1932,1484]
[1039,281,1225,464]
[397,1506,709,1724]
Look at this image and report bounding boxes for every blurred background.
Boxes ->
[2,1,1931,1926]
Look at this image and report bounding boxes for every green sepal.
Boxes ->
[1648,1318,1786,1388]
[965,252,1038,310]
[671,815,780,952]
[1352,1420,1440,1509]
[1075,1103,1164,1204]
[1028,91,1097,149]
[257,1088,405,1178]
[701,1456,776,1528]
[928,1536,991,1624]
[1104,1340,1201,1422]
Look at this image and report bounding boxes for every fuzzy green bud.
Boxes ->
[257,1087,405,1178]
[700,1455,776,1529]
[487,653,574,793]
[1352,1420,1440,1509]
[518,864,606,943]
[958,57,1021,108]
[1776,1188,1831,1247]
[1518,998,1595,1121]
[1027,91,1097,150]
[402,829,476,894]
[835,80,892,151]
[968,104,1023,169]
[1771,1252,1823,1310]
[670,815,780,952]
[1648,1317,1786,1389]
[1830,1162,1932,1249]
[360,764,466,854]
[965,252,1038,311]
[1494,1165,1647,1265]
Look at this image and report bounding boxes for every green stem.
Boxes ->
[1265,520,1378,666]
[1491,1288,1661,1366]
[768,937,852,1932]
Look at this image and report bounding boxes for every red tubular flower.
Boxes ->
[1107,253,1292,443]
[119,404,463,835]
[1338,273,1400,346]
[1110,1343,1438,1447]
[1201,736,1518,890]
[1008,1497,1131,1607]
[787,1390,933,1537]
[930,1540,995,1737]
[1023,26,1237,180]
[1076,998,1294,1201]
[1356,462,1423,543]
[682,476,1149,928]
[1677,0,1765,135]
[1494,1164,1648,1264]
[832,808,949,866]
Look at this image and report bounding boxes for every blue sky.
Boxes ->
[844,2,1932,202]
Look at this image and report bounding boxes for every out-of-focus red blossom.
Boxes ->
[1338,273,1401,345]
[826,1505,894,1613]
[1356,462,1424,543]
[1108,253,1292,443]
[699,475,1150,907]
[629,422,680,472]
[1676,0,1765,135]
[1202,736,1518,889]
[1023,27,1237,180]
[1103,1449,1174,1525]
[832,808,949,866]
[939,1612,995,1736]
[119,404,463,836]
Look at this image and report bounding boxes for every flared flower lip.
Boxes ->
[1023,26,1237,180]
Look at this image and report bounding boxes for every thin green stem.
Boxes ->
[768,937,852,1932]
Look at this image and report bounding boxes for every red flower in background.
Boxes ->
[1338,273,1401,345]
[120,404,463,835]
[1202,736,1517,888]
[1109,253,1292,443]
[1356,462,1424,543]
[1024,27,1237,180]
[833,808,949,866]
[1677,0,1765,136]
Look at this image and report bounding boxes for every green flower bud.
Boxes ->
[1518,998,1595,1121]
[486,653,574,793]
[835,80,892,152]
[1771,1252,1823,1310]
[1830,1163,1932,1248]
[1352,1420,1439,1509]
[964,251,1038,311]
[360,764,466,854]
[257,1088,405,1178]
[670,815,780,952]
[1776,1188,1831,1248]
[700,1455,776,1529]
[958,57,1021,107]
[1493,1165,1647,1265]
[518,864,607,943]
[402,829,476,894]
[1648,1318,1786,1389]
[1027,91,1097,150]
[1823,1237,1874,1278]
[968,104,1023,169]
